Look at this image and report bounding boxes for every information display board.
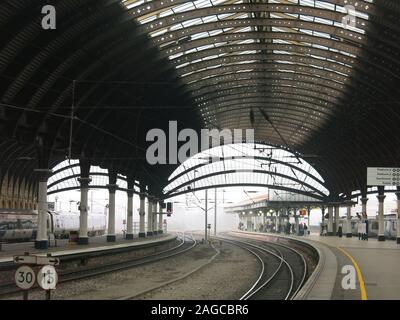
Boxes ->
[367,167,400,186]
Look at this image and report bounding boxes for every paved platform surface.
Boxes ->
[307,234,400,300]
[232,230,400,300]
[0,233,176,263]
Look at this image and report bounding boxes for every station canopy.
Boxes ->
[1,0,399,200]
[164,143,329,201]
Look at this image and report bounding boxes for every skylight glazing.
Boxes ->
[163,143,329,198]
[121,0,373,147]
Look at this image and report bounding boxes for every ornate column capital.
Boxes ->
[360,197,369,205]
[377,195,386,203]
[34,169,53,182]
[139,192,146,200]
[106,184,118,193]
[127,189,134,198]
[78,177,92,188]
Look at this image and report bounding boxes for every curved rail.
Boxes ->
[0,233,197,298]
[215,235,307,300]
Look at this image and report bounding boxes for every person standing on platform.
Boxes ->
[338,222,343,237]
[362,212,369,241]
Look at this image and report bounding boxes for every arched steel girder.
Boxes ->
[197,91,338,116]
[190,78,344,109]
[165,182,324,202]
[182,63,348,93]
[164,169,327,198]
[45,39,174,164]
[195,84,341,111]
[1,0,120,104]
[194,86,339,111]
[32,40,143,135]
[350,189,399,200]
[168,155,327,188]
[201,98,334,119]
[178,52,352,78]
[129,0,374,22]
[178,57,389,99]
[214,110,326,132]
[47,171,140,190]
[163,31,358,60]
[138,4,369,38]
[26,20,161,142]
[211,104,331,124]
[155,19,399,68]
[47,185,136,196]
[153,18,366,51]
[187,73,345,105]
[214,108,326,128]
[216,122,317,145]
[192,77,344,108]
[170,42,399,84]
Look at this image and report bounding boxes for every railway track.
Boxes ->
[0,233,196,298]
[215,234,308,300]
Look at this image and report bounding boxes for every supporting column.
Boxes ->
[158,200,164,234]
[396,191,400,244]
[138,192,146,238]
[34,169,52,249]
[361,197,368,216]
[377,187,386,242]
[327,205,334,236]
[344,200,353,238]
[125,189,134,240]
[78,177,91,245]
[106,184,118,242]
[334,204,340,235]
[147,196,153,236]
[152,200,158,235]
[294,209,299,235]
[214,188,217,236]
[275,210,280,233]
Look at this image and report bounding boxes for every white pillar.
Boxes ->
[361,197,368,216]
[147,196,153,236]
[214,188,217,236]
[377,193,386,241]
[334,204,340,235]
[78,177,91,245]
[327,206,333,235]
[345,200,352,238]
[152,200,158,235]
[107,184,117,242]
[126,190,134,240]
[396,192,400,244]
[139,192,146,237]
[275,210,280,233]
[294,209,299,235]
[158,201,164,234]
[35,169,52,249]
[204,189,208,242]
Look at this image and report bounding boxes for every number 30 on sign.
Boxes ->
[15,265,36,290]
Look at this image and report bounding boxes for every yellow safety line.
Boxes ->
[336,246,368,301]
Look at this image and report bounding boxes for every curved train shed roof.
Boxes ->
[1,0,400,198]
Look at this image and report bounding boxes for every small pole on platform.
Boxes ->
[214,188,217,236]
[45,290,51,300]
[205,189,208,243]
[23,291,29,300]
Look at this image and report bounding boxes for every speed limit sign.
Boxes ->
[15,265,36,290]
[37,265,58,290]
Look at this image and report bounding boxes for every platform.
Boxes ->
[0,233,176,264]
[230,230,400,300]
